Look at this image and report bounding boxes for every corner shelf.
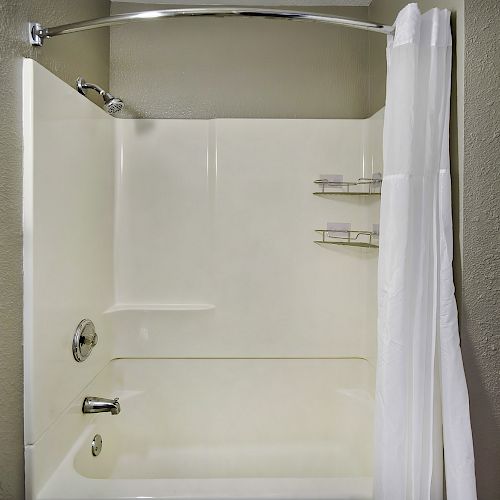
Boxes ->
[313,176,382,196]
[314,229,379,249]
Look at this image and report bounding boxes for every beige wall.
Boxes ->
[461,1,500,499]
[110,3,373,119]
[0,2,110,498]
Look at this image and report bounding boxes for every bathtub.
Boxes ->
[34,358,374,500]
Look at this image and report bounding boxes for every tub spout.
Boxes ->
[83,396,120,415]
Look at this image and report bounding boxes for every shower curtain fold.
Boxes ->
[374,4,476,500]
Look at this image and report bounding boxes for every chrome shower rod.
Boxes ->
[29,7,393,46]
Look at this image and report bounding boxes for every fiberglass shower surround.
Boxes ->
[23,3,476,500]
[23,60,380,499]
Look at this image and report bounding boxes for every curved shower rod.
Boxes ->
[29,7,393,46]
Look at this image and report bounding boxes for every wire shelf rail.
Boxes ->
[314,228,379,248]
[313,175,382,195]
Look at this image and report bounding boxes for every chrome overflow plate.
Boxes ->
[73,319,98,362]
[92,434,102,456]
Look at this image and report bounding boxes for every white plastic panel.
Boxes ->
[211,119,379,357]
[75,358,373,479]
[23,58,383,497]
[37,358,373,500]
[23,59,114,445]
[112,116,382,359]
[114,120,212,306]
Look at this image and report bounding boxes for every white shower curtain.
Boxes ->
[374,4,476,500]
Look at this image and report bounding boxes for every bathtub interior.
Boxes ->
[23,60,383,499]
[74,359,373,480]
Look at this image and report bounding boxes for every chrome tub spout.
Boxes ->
[82,396,120,415]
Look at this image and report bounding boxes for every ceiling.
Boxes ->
[111,1,372,5]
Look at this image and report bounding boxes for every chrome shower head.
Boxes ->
[76,77,123,115]
[102,94,124,114]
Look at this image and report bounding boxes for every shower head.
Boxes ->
[102,94,124,114]
[76,77,123,115]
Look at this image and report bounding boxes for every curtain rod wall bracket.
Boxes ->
[29,22,44,46]
[28,8,394,47]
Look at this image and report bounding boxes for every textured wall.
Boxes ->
[109,3,372,119]
[0,2,110,498]
[462,1,500,498]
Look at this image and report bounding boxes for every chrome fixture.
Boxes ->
[72,319,98,362]
[29,8,393,46]
[314,227,380,249]
[91,434,103,456]
[76,77,123,114]
[83,397,121,415]
[313,174,382,195]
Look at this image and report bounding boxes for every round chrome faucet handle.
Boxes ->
[72,319,98,362]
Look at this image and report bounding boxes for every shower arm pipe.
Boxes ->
[29,7,394,46]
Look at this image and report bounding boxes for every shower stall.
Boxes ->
[23,55,382,498]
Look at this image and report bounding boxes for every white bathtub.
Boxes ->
[35,359,374,500]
